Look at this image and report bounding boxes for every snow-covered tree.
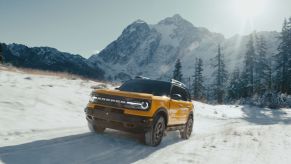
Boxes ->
[213,44,228,104]
[0,44,3,63]
[242,33,257,97]
[227,68,242,100]
[173,59,183,81]
[275,18,291,94]
[193,58,204,100]
[254,35,272,94]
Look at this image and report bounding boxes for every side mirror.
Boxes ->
[171,94,182,100]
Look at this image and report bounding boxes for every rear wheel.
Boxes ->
[144,116,165,146]
[180,115,193,139]
[88,122,105,133]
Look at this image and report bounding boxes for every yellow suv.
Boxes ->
[85,78,194,146]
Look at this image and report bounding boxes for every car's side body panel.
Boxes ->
[168,99,192,125]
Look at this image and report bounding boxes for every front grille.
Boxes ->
[91,93,150,110]
[92,93,127,108]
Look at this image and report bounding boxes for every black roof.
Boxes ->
[129,78,170,85]
[129,78,187,89]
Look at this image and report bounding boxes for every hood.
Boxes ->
[94,89,153,100]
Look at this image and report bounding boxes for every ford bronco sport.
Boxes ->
[85,78,194,146]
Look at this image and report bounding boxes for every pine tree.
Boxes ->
[275,18,291,94]
[193,58,204,100]
[173,59,183,81]
[213,44,227,104]
[227,68,242,100]
[254,35,272,94]
[0,44,3,64]
[288,17,291,94]
[242,33,257,97]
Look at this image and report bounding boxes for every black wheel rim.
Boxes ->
[154,121,164,144]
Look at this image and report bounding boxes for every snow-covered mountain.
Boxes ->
[89,14,280,84]
[1,14,280,83]
[1,43,104,79]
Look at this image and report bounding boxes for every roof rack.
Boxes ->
[135,76,150,80]
[171,79,186,88]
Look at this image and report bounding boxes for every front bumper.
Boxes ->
[85,107,153,133]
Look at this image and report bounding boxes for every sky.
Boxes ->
[1,0,291,57]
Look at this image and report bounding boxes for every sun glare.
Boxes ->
[235,0,266,20]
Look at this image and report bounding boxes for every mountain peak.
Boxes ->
[133,19,147,24]
[121,19,150,36]
[171,14,183,20]
[158,14,194,28]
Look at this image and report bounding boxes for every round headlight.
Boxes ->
[89,96,97,102]
[140,101,149,110]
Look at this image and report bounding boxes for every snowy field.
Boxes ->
[1,66,291,164]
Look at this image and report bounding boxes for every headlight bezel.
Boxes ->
[123,99,151,111]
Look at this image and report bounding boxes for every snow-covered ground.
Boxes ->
[1,66,291,164]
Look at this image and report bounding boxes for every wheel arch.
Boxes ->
[153,107,169,126]
[188,110,194,119]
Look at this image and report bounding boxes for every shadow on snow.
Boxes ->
[241,105,291,125]
[0,130,182,164]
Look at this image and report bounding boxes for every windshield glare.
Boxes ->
[119,79,171,96]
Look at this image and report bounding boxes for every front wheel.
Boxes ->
[88,122,105,133]
[144,116,165,146]
[180,115,193,139]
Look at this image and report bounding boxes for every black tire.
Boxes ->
[88,122,105,133]
[144,116,166,146]
[180,115,193,139]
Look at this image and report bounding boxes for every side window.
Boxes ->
[180,89,189,101]
[171,85,187,101]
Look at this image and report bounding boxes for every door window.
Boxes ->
[171,85,188,101]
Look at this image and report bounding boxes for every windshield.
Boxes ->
[119,79,171,96]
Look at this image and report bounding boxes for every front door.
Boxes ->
[169,85,191,125]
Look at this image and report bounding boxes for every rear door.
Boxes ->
[169,85,192,125]
[182,90,193,122]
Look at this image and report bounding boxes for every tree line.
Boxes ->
[173,18,291,107]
